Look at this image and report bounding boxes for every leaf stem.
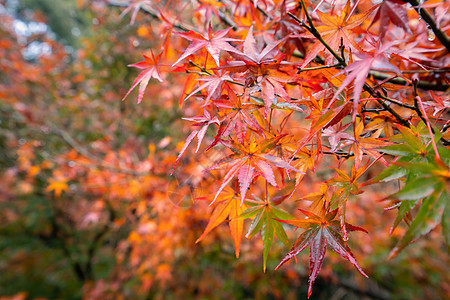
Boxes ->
[297,63,341,72]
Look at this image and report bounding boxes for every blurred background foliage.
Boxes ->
[0,0,448,299]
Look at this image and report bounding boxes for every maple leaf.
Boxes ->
[379,123,434,160]
[46,178,69,198]
[229,26,285,65]
[171,109,220,174]
[369,0,411,39]
[172,23,241,67]
[322,122,352,151]
[183,70,233,105]
[300,184,330,215]
[326,157,383,239]
[294,98,352,153]
[332,40,402,121]
[123,51,163,104]
[120,0,152,25]
[207,134,303,205]
[386,158,450,259]
[275,207,368,298]
[364,111,398,138]
[425,91,450,120]
[339,119,391,170]
[216,27,293,115]
[240,193,294,271]
[196,186,246,258]
[178,54,218,105]
[194,0,224,26]
[299,0,378,67]
[274,0,306,57]
[212,85,265,143]
[374,123,450,257]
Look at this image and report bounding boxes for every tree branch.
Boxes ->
[49,123,150,176]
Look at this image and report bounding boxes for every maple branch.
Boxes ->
[189,60,213,75]
[49,123,150,176]
[402,0,450,52]
[108,0,192,32]
[412,79,431,128]
[376,94,415,110]
[322,150,355,158]
[290,5,448,92]
[297,63,341,73]
[43,194,87,283]
[369,71,449,91]
[217,10,238,31]
[186,70,212,76]
[362,85,410,127]
[442,123,450,133]
[361,108,387,113]
[289,4,345,65]
[292,48,448,91]
[85,201,115,280]
[373,68,449,74]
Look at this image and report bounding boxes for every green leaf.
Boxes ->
[400,162,439,174]
[388,187,446,259]
[273,219,290,247]
[374,164,408,182]
[442,196,450,248]
[389,176,439,200]
[240,205,262,219]
[397,126,425,152]
[379,144,417,156]
[246,209,264,238]
[391,199,419,233]
[438,147,450,165]
[271,206,295,220]
[262,215,274,272]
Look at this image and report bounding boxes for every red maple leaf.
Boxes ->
[122,51,163,104]
[172,23,241,67]
[276,207,368,298]
[171,109,220,174]
[207,134,302,205]
[183,70,233,105]
[298,0,378,67]
[212,85,265,143]
[332,40,402,120]
[369,0,411,39]
[120,0,152,25]
[217,27,293,115]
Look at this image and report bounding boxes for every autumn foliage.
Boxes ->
[1,0,449,299]
[119,0,449,297]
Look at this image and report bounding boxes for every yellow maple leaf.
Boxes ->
[45,179,69,198]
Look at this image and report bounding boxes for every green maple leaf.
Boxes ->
[239,194,294,272]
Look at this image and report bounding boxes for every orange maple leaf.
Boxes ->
[300,0,377,67]
[46,178,69,198]
[196,186,246,258]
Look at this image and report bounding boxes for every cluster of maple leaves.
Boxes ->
[120,0,449,297]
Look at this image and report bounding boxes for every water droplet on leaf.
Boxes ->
[427,28,436,41]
